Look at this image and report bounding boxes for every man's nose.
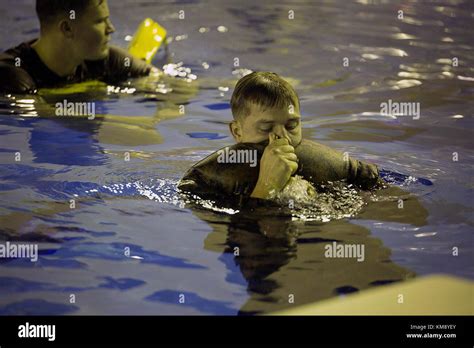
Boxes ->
[106,20,116,35]
[273,125,290,142]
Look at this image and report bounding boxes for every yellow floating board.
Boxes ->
[272,275,474,315]
[39,80,108,95]
[128,18,167,64]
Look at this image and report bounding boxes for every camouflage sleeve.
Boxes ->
[101,46,152,82]
[178,144,262,205]
[346,157,381,189]
[295,139,381,190]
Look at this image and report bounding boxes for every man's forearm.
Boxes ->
[250,180,272,199]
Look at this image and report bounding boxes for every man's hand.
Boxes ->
[251,133,298,199]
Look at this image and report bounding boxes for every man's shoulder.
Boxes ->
[2,40,30,56]
[0,41,37,93]
[1,40,39,65]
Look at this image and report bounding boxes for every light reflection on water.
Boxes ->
[0,0,472,315]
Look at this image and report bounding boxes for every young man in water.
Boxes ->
[227,73,302,199]
[0,0,156,94]
[179,72,381,203]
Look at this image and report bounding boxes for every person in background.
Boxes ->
[0,0,159,94]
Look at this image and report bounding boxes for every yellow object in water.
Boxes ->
[128,18,167,64]
[39,80,107,95]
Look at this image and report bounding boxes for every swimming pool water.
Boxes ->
[0,0,473,315]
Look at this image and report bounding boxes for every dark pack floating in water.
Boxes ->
[178,139,381,206]
[186,132,227,140]
[204,103,230,110]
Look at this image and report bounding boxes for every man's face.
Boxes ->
[72,0,115,60]
[230,102,302,147]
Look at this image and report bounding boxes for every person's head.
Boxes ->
[229,72,302,147]
[36,0,115,60]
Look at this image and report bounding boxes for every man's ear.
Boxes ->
[58,20,74,39]
[229,120,242,142]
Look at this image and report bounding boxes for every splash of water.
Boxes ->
[82,175,368,222]
[274,176,365,222]
[86,179,239,215]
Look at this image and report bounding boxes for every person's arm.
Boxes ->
[294,139,382,190]
[101,46,161,82]
[178,144,264,206]
[250,182,272,199]
[345,157,381,189]
[178,168,247,207]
